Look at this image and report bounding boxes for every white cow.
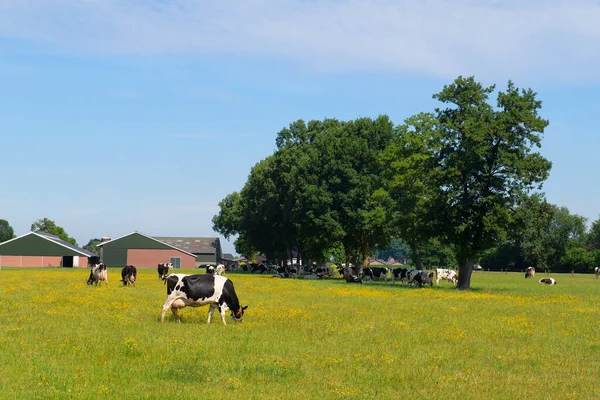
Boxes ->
[539,278,557,285]
[435,268,458,285]
[595,267,599,279]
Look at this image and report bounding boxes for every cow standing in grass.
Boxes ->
[158,263,173,282]
[435,268,458,285]
[391,268,409,285]
[161,274,247,325]
[87,263,108,286]
[595,267,599,279]
[121,265,137,286]
[363,267,389,283]
[525,267,535,279]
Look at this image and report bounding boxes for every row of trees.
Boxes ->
[213,76,558,289]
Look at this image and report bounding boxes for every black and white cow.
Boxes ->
[363,267,389,283]
[87,263,107,286]
[206,265,216,274]
[407,269,434,287]
[539,278,557,285]
[158,263,173,281]
[391,268,409,285]
[160,274,248,325]
[435,268,458,285]
[525,267,535,279]
[121,265,137,286]
[595,267,599,279]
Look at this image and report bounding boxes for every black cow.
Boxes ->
[363,267,389,283]
[160,274,248,325]
[407,270,434,287]
[121,265,137,286]
[158,263,173,281]
[391,268,409,285]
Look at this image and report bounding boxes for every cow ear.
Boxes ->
[242,305,248,310]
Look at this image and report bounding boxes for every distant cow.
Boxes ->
[435,268,458,285]
[158,263,173,281]
[160,274,247,325]
[363,267,389,283]
[121,265,137,286]
[345,274,362,284]
[595,267,599,279]
[391,268,409,285]
[525,267,535,279]
[87,263,107,286]
[206,265,216,274]
[539,278,557,285]
[407,270,434,287]
[215,264,226,276]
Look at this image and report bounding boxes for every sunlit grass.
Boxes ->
[0,268,599,399]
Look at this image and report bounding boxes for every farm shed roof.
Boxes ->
[0,232,97,257]
[96,231,197,257]
[153,236,220,255]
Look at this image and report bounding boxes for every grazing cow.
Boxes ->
[407,269,434,287]
[595,267,599,279]
[435,268,458,285]
[87,263,107,286]
[525,267,535,279]
[157,263,173,281]
[391,268,409,285]
[215,264,226,276]
[206,265,216,274]
[363,267,389,283]
[121,265,137,286]
[160,274,248,325]
[539,278,557,285]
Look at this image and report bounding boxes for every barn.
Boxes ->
[153,236,222,268]
[0,231,97,267]
[96,231,199,269]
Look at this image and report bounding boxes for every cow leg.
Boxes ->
[161,299,176,323]
[207,305,216,324]
[219,307,227,325]
[171,308,181,323]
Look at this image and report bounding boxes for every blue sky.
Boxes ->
[1,0,599,255]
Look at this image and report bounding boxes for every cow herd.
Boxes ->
[85,262,244,325]
[342,266,457,287]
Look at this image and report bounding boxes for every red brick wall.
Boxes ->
[127,249,196,269]
[0,255,63,267]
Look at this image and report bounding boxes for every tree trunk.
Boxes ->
[411,244,423,270]
[457,254,476,290]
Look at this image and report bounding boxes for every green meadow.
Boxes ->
[0,268,599,399]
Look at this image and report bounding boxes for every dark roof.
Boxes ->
[153,237,220,254]
[222,253,234,260]
[37,232,98,257]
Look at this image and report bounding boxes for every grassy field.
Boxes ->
[0,268,599,399]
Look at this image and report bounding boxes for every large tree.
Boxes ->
[381,113,441,269]
[31,218,77,245]
[0,219,16,243]
[432,76,552,289]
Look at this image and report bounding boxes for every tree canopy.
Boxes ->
[31,218,77,245]
[0,219,16,243]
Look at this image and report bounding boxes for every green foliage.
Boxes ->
[429,76,552,288]
[83,238,101,254]
[560,247,596,273]
[30,217,77,245]
[586,216,600,251]
[0,219,16,243]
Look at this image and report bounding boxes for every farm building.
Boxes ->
[0,231,97,267]
[96,231,197,269]
[96,232,221,269]
[153,236,222,267]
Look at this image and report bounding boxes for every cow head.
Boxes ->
[231,305,248,322]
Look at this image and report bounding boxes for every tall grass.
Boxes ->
[0,268,599,399]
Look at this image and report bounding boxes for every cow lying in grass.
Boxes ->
[539,278,557,285]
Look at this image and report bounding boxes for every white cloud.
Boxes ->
[1,0,599,81]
